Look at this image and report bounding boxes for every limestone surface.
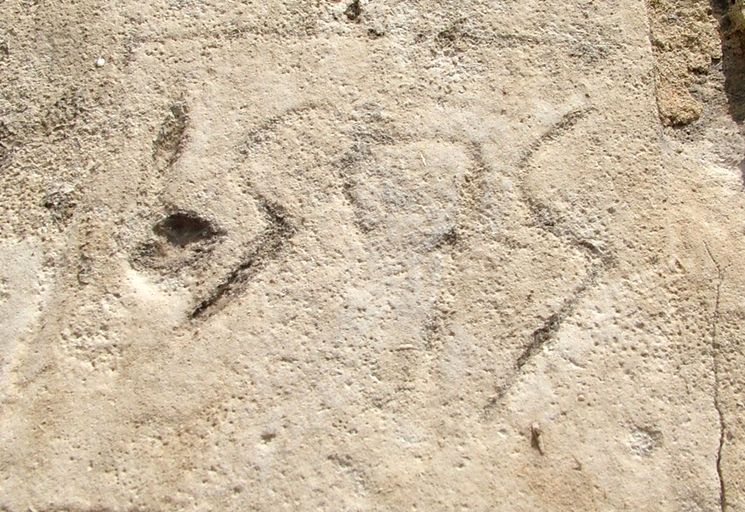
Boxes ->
[1,1,744,510]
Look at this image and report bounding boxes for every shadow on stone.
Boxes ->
[711,0,745,123]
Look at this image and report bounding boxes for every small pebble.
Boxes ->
[95,57,106,68]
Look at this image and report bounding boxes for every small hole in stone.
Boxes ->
[368,27,385,38]
[345,0,362,21]
[153,212,218,247]
[261,431,276,443]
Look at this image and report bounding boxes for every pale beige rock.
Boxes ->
[0,1,744,511]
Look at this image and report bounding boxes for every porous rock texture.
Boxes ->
[1,1,745,510]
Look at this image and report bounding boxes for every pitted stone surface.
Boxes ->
[1,1,744,510]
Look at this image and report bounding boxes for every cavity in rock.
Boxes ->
[153,212,218,247]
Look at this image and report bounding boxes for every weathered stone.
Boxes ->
[0,1,744,510]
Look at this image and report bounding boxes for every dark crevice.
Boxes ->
[153,211,219,247]
[711,0,745,123]
[711,0,745,189]
[345,0,362,22]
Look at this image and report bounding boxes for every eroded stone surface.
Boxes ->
[0,1,744,510]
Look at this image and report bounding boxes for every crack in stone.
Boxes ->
[705,242,727,512]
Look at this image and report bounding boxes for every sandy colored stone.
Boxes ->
[0,0,744,510]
